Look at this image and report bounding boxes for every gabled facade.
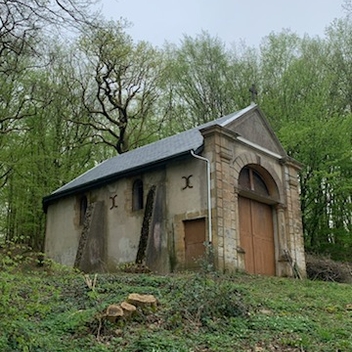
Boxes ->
[43,104,306,277]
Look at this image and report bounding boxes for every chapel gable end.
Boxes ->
[225,109,286,157]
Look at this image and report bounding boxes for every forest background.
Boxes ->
[0,0,351,261]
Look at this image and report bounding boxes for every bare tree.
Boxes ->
[78,22,166,154]
[343,0,352,16]
[0,0,98,66]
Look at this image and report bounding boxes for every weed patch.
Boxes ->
[163,274,248,330]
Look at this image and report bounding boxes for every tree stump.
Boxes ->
[121,301,137,317]
[127,293,157,309]
[106,304,123,323]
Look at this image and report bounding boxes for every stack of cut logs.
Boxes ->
[105,293,157,323]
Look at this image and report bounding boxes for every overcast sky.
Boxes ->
[97,0,346,48]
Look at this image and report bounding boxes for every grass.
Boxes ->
[0,256,351,351]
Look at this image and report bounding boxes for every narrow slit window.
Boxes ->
[79,195,88,225]
[132,179,144,210]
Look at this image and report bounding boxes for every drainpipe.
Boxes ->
[190,150,212,244]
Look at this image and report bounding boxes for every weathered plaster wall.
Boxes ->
[145,183,169,273]
[166,158,208,270]
[76,201,106,272]
[45,179,143,270]
[108,181,139,268]
[229,111,283,155]
[44,159,208,272]
[91,177,144,270]
[97,160,208,273]
[45,196,80,266]
[83,171,166,271]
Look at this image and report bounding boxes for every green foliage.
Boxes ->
[257,28,352,259]
[0,268,351,351]
[0,42,98,250]
[163,31,244,132]
[279,114,352,258]
[164,274,248,329]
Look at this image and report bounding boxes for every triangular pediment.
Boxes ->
[223,106,287,157]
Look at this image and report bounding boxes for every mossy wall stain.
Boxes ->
[74,201,106,273]
[135,185,156,264]
[146,184,169,273]
[74,202,95,269]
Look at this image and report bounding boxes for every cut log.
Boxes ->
[106,304,123,323]
[120,301,137,317]
[127,293,157,309]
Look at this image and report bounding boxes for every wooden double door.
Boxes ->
[239,196,276,275]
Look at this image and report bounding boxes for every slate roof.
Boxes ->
[43,105,255,206]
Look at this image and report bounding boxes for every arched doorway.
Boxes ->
[238,166,277,275]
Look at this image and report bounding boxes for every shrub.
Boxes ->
[306,254,352,283]
[164,274,248,330]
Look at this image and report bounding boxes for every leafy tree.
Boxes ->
[162,32,244,131]
[0,41,99,249]
[0,0,98,185]
[325,17,352,114]
[258,30,352,260]
[227,42,260,107]
[258,30,304,127]
[0,0,102,247]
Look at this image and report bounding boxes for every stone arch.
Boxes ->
[233,152,283,204]
[233,152,287,276]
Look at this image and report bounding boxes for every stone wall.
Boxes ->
[200,123,306,277]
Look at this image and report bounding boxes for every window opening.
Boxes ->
[79,195,88,225]
[132,179,144,210]
[239,166,269,197]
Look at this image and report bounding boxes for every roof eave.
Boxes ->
[43,144,204,212]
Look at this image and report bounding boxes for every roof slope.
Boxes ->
[43,105,255,205]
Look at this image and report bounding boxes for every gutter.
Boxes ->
[190,150,212,244]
